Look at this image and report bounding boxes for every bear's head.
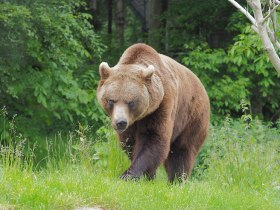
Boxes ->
[97,62,164,133]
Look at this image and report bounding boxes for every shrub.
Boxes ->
[0,0,106,136]
[182,25,280,120]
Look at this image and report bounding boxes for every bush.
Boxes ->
[182,25,280,119]
[0,0,106,136]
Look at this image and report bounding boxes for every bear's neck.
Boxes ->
[144,74,164,117]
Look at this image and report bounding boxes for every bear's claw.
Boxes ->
[120,170,140,181]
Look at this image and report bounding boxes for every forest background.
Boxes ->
[0,0,280,209]
[1,0,280,139]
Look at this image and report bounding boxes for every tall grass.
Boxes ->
[204,118,280,191]
[0,108,279,209]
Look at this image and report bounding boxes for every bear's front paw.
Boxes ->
[120,170,140,181]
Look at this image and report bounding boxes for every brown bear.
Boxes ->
[97,43,210,182]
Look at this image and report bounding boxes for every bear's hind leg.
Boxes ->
[165,125,208,182]
[164,144,196,182]
[144,168,156,180]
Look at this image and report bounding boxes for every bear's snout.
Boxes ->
[115,119,128,131]
[112,104,130,132]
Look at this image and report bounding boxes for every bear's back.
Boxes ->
[118,43,163,68]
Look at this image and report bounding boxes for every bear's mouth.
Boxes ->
[114,127,127,133]
[112,123,127,133]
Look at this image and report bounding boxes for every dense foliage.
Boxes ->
[0,0,105,137]
[0,0,279,139]
[183,25,280,118]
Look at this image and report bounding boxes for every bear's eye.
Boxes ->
[107,99,115,107]
[128,101,135,109]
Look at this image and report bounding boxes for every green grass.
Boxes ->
[1,166,279,209]
[0,118,280,209]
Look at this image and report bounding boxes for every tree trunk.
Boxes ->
[146,0,166,50]
[115,0,126,45]
[250,88,264,118]
[88,0,97,11]
[87,0,102,30]
[108,0,113,34]
[228,0,280,74]
[162,0,169,52]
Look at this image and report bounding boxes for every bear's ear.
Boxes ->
[99,62,112,80]
[141,65,155,79]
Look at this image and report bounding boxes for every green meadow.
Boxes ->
[1,118,279,209]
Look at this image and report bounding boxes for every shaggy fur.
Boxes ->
[97,43,210,182]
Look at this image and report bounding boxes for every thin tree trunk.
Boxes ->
[87,0,101,29]
[162,0,168,52]
[88,0,97,11]
[108,0,113,34]
[247,0,280,74]
[228,0,280,74]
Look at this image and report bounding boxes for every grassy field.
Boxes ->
[0,118,280,209]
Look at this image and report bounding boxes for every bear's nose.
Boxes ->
[116,119,128,130]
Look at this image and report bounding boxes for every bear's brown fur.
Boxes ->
[97,43,210,182]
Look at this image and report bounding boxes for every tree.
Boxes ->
[228,0,280,74]
[146,0,168,50]
[0,0,105,134]
[108,0,113,34]
[115,0,126,45]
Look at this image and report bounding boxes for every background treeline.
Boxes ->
[0,0,280,139]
